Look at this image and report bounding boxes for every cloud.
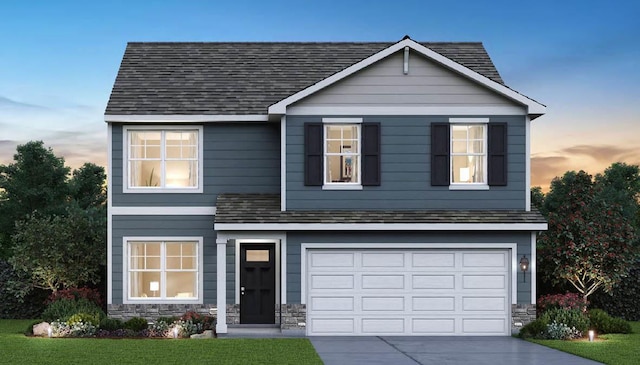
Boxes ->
[532,144,640,190]
[0,95,49,111]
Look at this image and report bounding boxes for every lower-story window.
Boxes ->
[125,238,202,302]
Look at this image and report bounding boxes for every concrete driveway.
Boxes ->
[309,336,602,365]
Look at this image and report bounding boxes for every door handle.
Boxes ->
[240,286,245,296]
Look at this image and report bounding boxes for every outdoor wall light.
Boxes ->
[519,255,529,282]
[589,330,595,342]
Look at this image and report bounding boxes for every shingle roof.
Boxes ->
[214,194,547,225]
[105,41,505,115]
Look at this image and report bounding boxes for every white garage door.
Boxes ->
[306,249,510,336]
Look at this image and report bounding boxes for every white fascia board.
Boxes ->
[268,38,545,116]
[525,115,532,211]
[111,206,216,215]
[286,105,526,116]
[215,222,548,231]
[105,114,269,123]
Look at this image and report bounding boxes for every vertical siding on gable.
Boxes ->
[292,51,517,108]
[286,231,532,305]
[111,215,216,304]
[286,115,526,210]
[111,122,280,207]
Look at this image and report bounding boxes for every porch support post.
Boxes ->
[216,237,228,334]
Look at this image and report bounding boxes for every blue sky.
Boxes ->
[1,0,638,188]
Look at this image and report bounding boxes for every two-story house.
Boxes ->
[105,37,546,336]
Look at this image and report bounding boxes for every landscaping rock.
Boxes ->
[33,322,50,337]
[190,330,214,339]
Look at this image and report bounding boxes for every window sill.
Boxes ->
[123,298,202,305]
[449,184,490,190]
[322,184,363,190]
[123,187,203,194]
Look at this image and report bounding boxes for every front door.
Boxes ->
[240,243,276,324]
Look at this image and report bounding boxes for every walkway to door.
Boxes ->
[309,336,602,365]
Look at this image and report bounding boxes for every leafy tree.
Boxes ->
[538,170,638,304]
[0,141,70,257]
[9,205,105,292]
[595,162,640,229]
[69,163,107,210]
[530,186,546,215]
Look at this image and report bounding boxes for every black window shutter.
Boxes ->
[488,123,508,186]
[431,123,450,186]
[304,123,323,186]
[362,122,381,186]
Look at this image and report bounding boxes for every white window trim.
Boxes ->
[449,118,489,190]
[322,119,362,189]
[122,236,204,304]
[122,125,204,194]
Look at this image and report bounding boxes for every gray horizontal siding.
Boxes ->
[111,123,280,207]
[286,115,526,210]
[286,231,532,305]
[111,215,217,304]
[294,51,516,107]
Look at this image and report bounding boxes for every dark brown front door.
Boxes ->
[240,243,275,324]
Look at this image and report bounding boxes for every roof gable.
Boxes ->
[269,38,545,116]
[105,40,544,117]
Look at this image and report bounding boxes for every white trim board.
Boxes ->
[280,116,287,211]
[286,105,527,116]
[107,123,113,305]
[215,222,548,231]
[111,206,216,216]
[300,242,519,306]
[269,38,546,116]
[105,114,269,123]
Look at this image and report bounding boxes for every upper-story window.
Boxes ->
[450,123,487,185]
[324,123,361,187]
[124,126,203,193]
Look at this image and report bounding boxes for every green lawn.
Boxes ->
[0,320,323,365]
[529,321,640,365]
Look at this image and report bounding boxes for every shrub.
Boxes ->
[546,321,582,340]
[68,312,101,327]
[41,297,105,323]
[99,318,124,331]
[123,317,148,332]
[0,259,48,319]
[518,318,549,339]
[537,292,586,314]
[590,262,640,321]
[156,316,179,325]
[541,308,590,334]
[179,311,215,331]
[589,309,632,334]
[47,287,103,307]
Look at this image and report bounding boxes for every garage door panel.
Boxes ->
[412,253,455,267]
[463,275,506,289]
[361,318,405,334]
[311,296,354,311]
[412,274,455,289]
[362,297,405,311]
[462,318,507,334]
[462,296,506,311]
[307,249,510,336]
[412,318,456,334]
[311,275,354,289]
[311,252,354,267]
[311,318,355,333]
[362,252,405,267]
[362,274,404,289]
[412,297,455,311]
[463,252,506,268]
